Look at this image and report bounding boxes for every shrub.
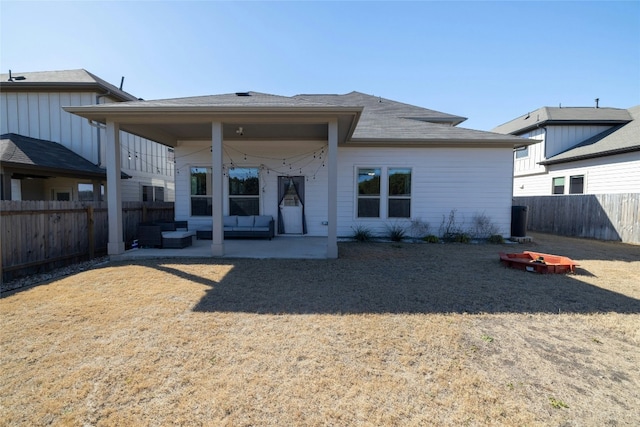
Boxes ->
[439,209,464,240]
[471,212,499,239]
[452,232,472,243]
[409,218,430,239]
[423,234,440,243]
[386,223,407,242]
[488,234,505,244]
[351,225,373,242]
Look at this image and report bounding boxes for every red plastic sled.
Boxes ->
[499,251,579,274]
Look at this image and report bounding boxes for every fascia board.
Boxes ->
[344,137,533,148]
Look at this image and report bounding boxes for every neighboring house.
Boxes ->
[492,105,640,196]
[0,69,174,201]
[65,91,530,258]
[0,133,128,201]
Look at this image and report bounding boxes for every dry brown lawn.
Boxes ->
[1,233,639,426]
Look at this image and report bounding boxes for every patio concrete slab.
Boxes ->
[111,236,329,261]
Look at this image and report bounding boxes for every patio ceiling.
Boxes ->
[63,106,362,147]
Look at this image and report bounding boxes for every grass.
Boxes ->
[1,233,639,426]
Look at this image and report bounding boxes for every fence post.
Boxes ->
[87,205,95,259]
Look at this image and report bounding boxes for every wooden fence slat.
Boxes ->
[514,193,640,245]
[1,201,175,282]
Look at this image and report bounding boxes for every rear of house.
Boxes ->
[66,90,531,257]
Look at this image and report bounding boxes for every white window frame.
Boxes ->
[355,166,413,220]
[569,174,585,194]
[552,176,565,195]
[190,166,212,217]
[388,167,412,218]
[228,167,260,216]
[356,167,383,219]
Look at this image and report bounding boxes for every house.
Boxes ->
[492,104,640,196]
[65,91,530,258]
[0,69,174,202]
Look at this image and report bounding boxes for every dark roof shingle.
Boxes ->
[0,133,126,178]
[492,106,632,135]
[0,69,138,102]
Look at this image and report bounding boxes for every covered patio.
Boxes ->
[65,93,362,259]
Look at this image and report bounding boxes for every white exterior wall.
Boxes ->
[514,152,640,196]
[545,125,612,157]
[1,90,175,201]
[512,123,637,196]
[337,146,514,237]
[513,173,552,196]
[175,142,514,237]
[1,91,99,163]
[546,153,640,195]
[175,140,330,235]
[513,128,546,177]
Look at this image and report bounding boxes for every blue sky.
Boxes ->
[1,1,639,130]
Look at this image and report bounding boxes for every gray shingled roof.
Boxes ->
[295,92,466,125]
[295,92,525,142]
[492,106,632,135]
[80,91,334,109]
[65,90,530,145]
[540,105,640,165]
[0,133,128,178]
[0,69,138,102]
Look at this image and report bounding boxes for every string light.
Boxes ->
[171,142,329,179]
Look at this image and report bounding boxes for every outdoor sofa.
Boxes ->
[137,220,195,248]
[196,215,275,240]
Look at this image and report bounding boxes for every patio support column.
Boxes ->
[105,120,124,254]
[211,121,225,256]
[327,119,338,258]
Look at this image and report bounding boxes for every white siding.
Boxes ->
[175,140,329,234]
[1,90,175,201]
[175,142,514,237]
[337,146,514,237]
[545,125,612,158]
[1,91,99,163]
[514,152,640,196]
[513,128,546,177]
[513,173,552,196]
[547,153,640,194]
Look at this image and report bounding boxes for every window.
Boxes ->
[191,167,212,216]
[52,188,71,201]
[515,146,529,159]
[228,167,259,215]
[552,177,565,195]
[78,183,104,201]
[357,168,381,217]
[569,175,584,194]
[388,168,411,218]
[142,185,165,202]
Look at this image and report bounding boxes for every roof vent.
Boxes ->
[595,98,600,108]
[7,70,26,81]
[235,92,251,97]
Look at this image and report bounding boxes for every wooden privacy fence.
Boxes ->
[514,194,640,245]
[0,201,174,282]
